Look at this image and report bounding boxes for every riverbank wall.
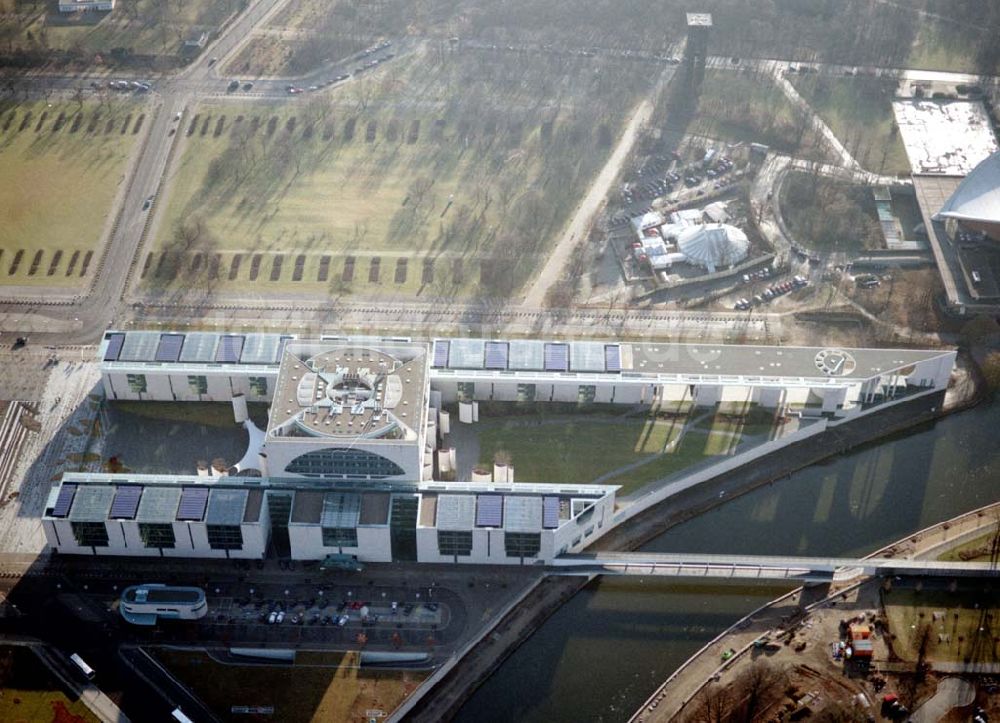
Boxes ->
[631,498,1000,722]
[397,356,985,721]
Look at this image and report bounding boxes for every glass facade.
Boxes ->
[390,495,418,562]
[71,521,109,547]
[206,524,244,551]
[456,381,475,403]
[139,523,176,549]
[285,448,405,479]
[578,385,597,404]
[187,375,208,395]
[516,383,536,403]
[504,532,541,558]
[321,527,358,547]
[126,374,147,394]
[249,376,268,396]
[437,530,473,557]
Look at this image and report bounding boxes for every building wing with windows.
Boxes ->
[42,474,617,565]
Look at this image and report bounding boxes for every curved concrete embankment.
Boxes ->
[629,499,1000,723]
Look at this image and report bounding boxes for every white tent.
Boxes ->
[677,223,749,273]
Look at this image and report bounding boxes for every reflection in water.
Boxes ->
[456,398,1000,723]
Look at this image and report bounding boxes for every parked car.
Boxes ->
[337,615,349,626]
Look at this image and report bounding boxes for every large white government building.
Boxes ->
[42,331,956,565]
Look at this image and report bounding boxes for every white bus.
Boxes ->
[69,653,95,679]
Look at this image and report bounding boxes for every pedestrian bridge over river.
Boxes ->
[550,552,1000,583]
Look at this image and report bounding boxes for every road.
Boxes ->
[521,59,679,307]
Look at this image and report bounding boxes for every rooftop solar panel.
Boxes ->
[475,494,503,527]
[605,344,622,373]
[543,343,569,371]
[216,335,245,363]
[136,487,182,523]
[436,494,476,531]
[109,486,142,519]
[68,485,115,522]
[448,339,485,369]
[51,484,77,518]
[508,340,545,370]
[154,334,184,362]
[119,331,161,362]
[103,333,125,362]
[240,334,282,365]
[176,487,209,521]
[504,496,542,532]
[484,341,509,370]
[542,496,560,529]
[432,340,450,368]
[571,342,607,372]
[206,488,249,525]
[179,333,219,363]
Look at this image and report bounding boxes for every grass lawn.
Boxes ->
[0,99,143,287]
[790,74,910,175]
[476,418,660,484]
[473,405,777,495]
[0,645,99,723]
[907,20,985,74]
[936,529,1000,562]
[882,586,1000,665]
[0,0,240,59]
[147,49,651,301]
[156,649,427,722]
[681,69,827,161]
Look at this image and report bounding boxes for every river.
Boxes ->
[455,396,1000,722]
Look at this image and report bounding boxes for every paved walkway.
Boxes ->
[911,677,975,722]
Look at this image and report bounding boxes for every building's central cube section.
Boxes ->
[263,341,429,481]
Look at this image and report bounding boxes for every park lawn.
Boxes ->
[0,99,143,287]
[156,649,427,723]
[937,530,1000,562]
[882,586,1000,665]
[0,688,100,722]
[1,0,240,57]
[149,101,516,297]
[790,74,910,175]
[0,645,99,723]
[907,20,984,74]
[477,418,657,484]
[685,69,827,161]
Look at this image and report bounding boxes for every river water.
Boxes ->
[455,397,1000,722]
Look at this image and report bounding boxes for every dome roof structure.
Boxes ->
[934,151,1000,239]
[677,223,749,272]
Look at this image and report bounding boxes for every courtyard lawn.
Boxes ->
[472,405,778,494]
[0,0,240,58]
[156,649,427,723]
[0,99,143,287]
[476,418,659,484]
[936,530,1000,562]
[790,74,910,175]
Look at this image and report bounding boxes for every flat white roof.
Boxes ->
[893,100,999,175]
